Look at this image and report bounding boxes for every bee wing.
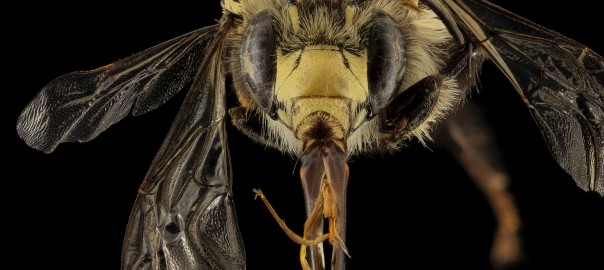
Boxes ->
[438,0,604,194]
[121,20,246,269]
[16,25,217,153]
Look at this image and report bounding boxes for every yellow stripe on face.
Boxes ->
[275,45,368,139]
[275,45,368,102]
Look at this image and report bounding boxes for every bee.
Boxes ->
[15,0,603,270]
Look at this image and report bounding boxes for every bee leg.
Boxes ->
[300,142,350,270]
[437,102,523,268]
[379,75,442,144]
[229,107,281,148]
[300,146,327,270]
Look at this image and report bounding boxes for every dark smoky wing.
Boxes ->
[16,25,218,153]
[441,0,604,194]
[122,19,246,270]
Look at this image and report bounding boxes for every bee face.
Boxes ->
[228,0,458,155]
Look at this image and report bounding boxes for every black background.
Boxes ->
[9,1,603,270]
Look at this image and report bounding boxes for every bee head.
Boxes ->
[236,1,407,153]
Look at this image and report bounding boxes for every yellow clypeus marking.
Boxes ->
[275,45,368,137]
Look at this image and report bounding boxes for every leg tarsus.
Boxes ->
[301,146,327,270]
[437,102,523,268]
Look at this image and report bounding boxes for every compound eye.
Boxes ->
[240,9,277,113]
[367,11,407,116]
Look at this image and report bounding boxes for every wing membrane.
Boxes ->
[16,25,218,153]
[122,20,246,269]
[440,0,604,194]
